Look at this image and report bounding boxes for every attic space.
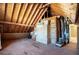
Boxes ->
[0,3,79,55]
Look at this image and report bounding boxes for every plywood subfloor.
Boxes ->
[0,38,77,55]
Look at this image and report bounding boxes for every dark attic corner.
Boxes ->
[0,3,79,55]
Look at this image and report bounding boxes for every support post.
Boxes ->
[0,33,2,49]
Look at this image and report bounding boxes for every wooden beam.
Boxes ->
[23,4,43,32]
[26,3,44,31]
[0,21,34,27]
[24,4,39,32]
[24,4,34,24]
[26,8,47,32]
[0,3,5,20]
[11,3,21,22]
[16,4,24,23]
[29,4,43,26]
[10,3,21,32]
[26,4,39,26]
[75,4,79,23]
[32,9,44,25]
[17,3,28,23]
[9,4,16,32]
[14,3,24,32]
[39,4,49,9]
[19,4,34,32]
[15,3,28,32]
[22,4,34,24]
[5,3,14,22]
[34,8,48,26]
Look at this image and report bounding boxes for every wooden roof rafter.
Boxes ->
[23,3,43,32]
[0,21,34,27]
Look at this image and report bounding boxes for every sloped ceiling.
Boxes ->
[50,3,77,23]
[0,3,48,33]
[0,3,77,33]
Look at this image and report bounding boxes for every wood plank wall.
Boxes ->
[0,3,48,33]
[50,3,77,23]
